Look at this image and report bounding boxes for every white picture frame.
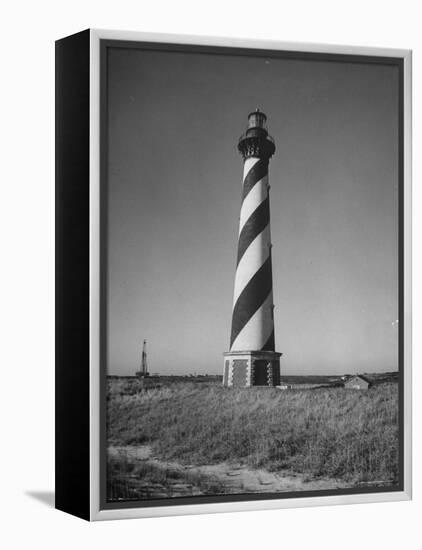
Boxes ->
[55,28,412,521]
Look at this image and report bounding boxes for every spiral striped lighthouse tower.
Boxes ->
[223,109,281,388]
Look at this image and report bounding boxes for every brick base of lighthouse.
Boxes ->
[223,351,282,388]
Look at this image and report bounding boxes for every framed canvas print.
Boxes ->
[55,29,412,521]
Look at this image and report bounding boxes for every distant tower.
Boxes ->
[136,339,149,377]
[141,340,148,376]
[223,110,281,387]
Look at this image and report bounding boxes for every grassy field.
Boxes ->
[107,453,227,501]
[106,375,399,500]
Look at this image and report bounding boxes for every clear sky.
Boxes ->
[106,46,399,376]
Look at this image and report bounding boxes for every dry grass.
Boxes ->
[107,452,227,501]
[107,381,399,485]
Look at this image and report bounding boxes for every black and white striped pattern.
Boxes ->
[230,156,275,352]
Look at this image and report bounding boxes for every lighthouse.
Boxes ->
[223,109,281,387]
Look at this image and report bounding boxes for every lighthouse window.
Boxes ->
[248,113,267,129]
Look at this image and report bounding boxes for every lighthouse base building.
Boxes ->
[223,109,281,388]
[223,351,281,388]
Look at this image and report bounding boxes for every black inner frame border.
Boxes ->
[99,38,405,511]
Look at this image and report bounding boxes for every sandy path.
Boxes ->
[108,445,349,494]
